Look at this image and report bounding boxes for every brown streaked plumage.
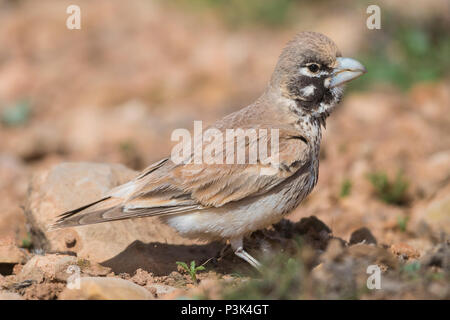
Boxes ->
[50,32,366,269]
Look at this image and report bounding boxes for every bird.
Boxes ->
[50,31,366,269]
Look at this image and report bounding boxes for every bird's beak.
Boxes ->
[328,57,367,88]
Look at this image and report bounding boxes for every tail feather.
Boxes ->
[48,173,203,231]
[49,196,124,230]
[48,198,201,231]
[55,196,112,220]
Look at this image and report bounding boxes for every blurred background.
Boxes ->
[0,0,449,268]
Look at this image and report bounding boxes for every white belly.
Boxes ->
[163,166,317,241]
[162,191,288,241]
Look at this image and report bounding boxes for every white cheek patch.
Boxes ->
[300,84,316,97]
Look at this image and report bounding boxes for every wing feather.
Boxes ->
[129,128,310,208]
[51,125,311,229]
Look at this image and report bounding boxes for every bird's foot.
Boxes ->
[234,247,262,270]
[230,237,262,271]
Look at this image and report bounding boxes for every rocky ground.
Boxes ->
[0,0,449,299]
[0,213,449,299]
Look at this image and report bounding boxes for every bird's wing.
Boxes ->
[51,126,311,229]
[125,127,311,210]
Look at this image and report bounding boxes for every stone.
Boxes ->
[294,216,332,250]
[18,254,77,283]
[79,259,112,277]
[0,155,28,245]
[321,238,345,262]
[0,291,24,300]
[21,282,66,300]
[411,183,450,235]
[130,268,152,286]
[420,242,449,271]
[58,276,154,300]
[348,243,398,270]
[349,227,377,245]
[25,162,209,274]
[0,274,16,290]
[146,283,177,298]
[0,244,28,265]
[18,254,113,284]
[0,244,29,276]
[390,243,420,260]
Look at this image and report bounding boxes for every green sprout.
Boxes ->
[397,215,409,232]
[1,100,31,127]
[223,252,306,300]
[340,179,352,198]
[20,233,33,249]
[367,171,409,206]
[402,261,421,280]
[176,261,205,283]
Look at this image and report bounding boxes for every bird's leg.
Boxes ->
[230,237,262,270]
[217,243,229,260]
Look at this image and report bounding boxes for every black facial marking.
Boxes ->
[285,56,343,116]
[287,73,331,110]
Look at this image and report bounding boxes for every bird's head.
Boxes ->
[270,31,366,120]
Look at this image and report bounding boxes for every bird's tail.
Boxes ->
[48,181,137,230]
[48,196,127,230]
[49,178,201,231]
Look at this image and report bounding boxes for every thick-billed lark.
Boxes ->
[51,32,366,269]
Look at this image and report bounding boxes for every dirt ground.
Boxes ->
[0,0,449,299]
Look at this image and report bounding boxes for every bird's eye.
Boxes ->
[307,63,320,73]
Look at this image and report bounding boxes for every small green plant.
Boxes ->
[1,100,31,127]
[348,12,450,92]
[402,261,421,280]
[340,179,352,198]
[427,271,444,281]
[223,252,306,299]
[176,261,205,283]
[20,233,32,249]
[397,215,409,232]
[403,261,421,273]
[368,171,409,206]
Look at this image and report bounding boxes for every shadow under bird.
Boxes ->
[50,32,367,269]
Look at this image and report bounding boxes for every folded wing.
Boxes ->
[50,128,310,229]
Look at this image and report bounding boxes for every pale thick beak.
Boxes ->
[328,57,367,88]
